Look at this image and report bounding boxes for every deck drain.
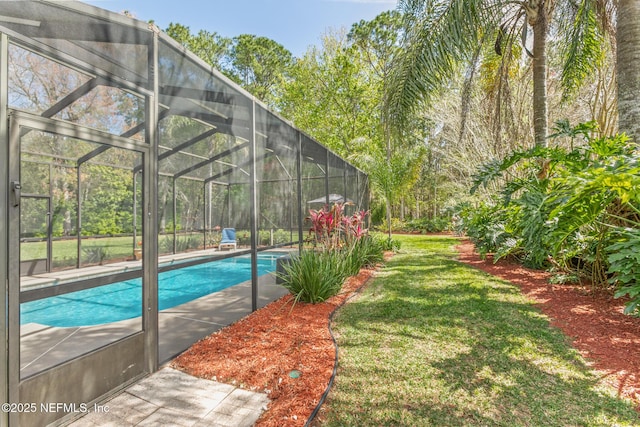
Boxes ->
[288,370,302,379]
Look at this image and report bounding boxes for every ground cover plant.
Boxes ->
[320,234,639,426]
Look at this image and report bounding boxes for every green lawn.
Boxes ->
[20,234,202,268]
[321,234,639,426]
[21,236,138,268]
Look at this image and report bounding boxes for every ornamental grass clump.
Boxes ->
[278,203,382,303]
[342,236,384,276]
[279,250,347,303]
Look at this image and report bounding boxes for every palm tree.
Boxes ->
[556,0,617,136]
[350,141,422,239]
[389,0,556,147]
[617,0,640,142]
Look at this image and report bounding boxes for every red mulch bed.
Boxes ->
[173,241,640,426]
[456,239,640,408]
[172,263,381,426]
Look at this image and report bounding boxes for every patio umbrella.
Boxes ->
[307,194,354,204]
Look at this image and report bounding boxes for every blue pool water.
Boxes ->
[21,253,285,328]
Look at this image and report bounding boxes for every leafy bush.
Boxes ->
[257,229,294,246]
[403,217,451,233]
[160,235,202,253]
[610,227,640,314]
[373,233,401,252]
[466,120,640,313]
[376,217,404,233]
[458,202,513,259]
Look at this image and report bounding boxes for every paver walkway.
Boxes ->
[67,367,269,426]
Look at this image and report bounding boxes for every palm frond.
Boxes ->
[560,0,606,101]
[387,0,503,129]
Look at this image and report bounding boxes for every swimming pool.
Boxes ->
[21,252,286,328]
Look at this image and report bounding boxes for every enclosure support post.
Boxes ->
[172,177,177,254]
[76,165,82,268]
[48,163,53,272]
[7,104,24,427]
[227,184,231,226]
[133,170,138,256]
[355,170,359,210]
[203,182,207,249]
[249,99,258,312]
[325,153,330,205]
[0,32,10,427]
[343,162,347,212]
[297,132,303,252]
[143,29,160,374]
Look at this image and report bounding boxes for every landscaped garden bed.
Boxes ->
[173,234,640,426]
[172,261,381,426]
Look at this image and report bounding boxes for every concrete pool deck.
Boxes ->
[66,367,270,427]
[21,271,289,377]
[59,273,287,426]
[20,248,292,425]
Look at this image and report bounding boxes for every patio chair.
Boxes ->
[219,228,237,251]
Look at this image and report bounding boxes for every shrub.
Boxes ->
[160,235,202,253]
[373,233,401,252]
[82,245,110,265]
[610,227,640,314]
[280,203,378,304]
[341,235,384,276]
[467,120,640,312]
[277,250,347,303]
[403,217,451,233]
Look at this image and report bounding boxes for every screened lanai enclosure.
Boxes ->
[0,2,368,425]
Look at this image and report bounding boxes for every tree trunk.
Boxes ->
[386,199,392,239]
[531,1,549,147]
[617,0,640,143]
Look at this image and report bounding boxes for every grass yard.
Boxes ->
[19,233,211,269]
[321,234,639,426]
[21,235,138,268]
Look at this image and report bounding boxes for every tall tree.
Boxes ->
[389,0,556,147]
[279,30,378,156]
[226,34,293,106]
[164,25,292,106]
[617,0,640,142]
[165,23,230,70]
[348,11,410,236]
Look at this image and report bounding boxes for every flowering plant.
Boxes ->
[307,203,369,250]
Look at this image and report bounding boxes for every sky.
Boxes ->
[85,0,398,57]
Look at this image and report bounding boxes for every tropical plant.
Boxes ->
[307,203,345,250]
[610,227,640,314]
[278,250,347,304]
[307,203,370,250]
[281,203,378,303]
[465,121,640,305]
[389,0,554,147]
